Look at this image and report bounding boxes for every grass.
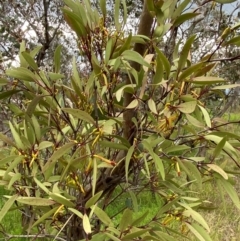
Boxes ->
[0,188,26,241]
[187,179,240,241]
[104,188,162,226]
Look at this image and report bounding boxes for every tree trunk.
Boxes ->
[123,0,154,143]
[76,1,154,239]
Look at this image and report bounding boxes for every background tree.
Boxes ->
[1,0,240,241]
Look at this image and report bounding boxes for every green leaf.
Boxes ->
[92,157,97,195]
[0,133,17,147]
[16,197,56,206]
[157,198,180,216]
[100,0,106,15]
[114,0,121,31]
[48,72,64,81]
[225,36,240,46]
[63,108,95,125]
[54,45,62,73]
[179,63,204,81]
[64,0,87,25]
[122,0,127,25]
[19,41,28,67]
[154,25,164,38]
[122,50,151,68]
[183,208,210,232]
[165,145,190,154]
[217,178,240,209]
[8,173,21,189]
[198,105,211,128]
[62,8,87,37]
[105,39,113,63]
[143,140,165,180]
[180,94,196,102]
[185,76,226,84]
[34,177,50,194]
[212,136,227,159]
[131,211,149,226]
[126,99,139,109]
[32,207,58,227]
[154,153,165,180]
[50,193,74,207]
[143,53,154,72]
[91,53,102,75]
[0,155,19,167]
[0,195,18,223]
[178,35,196,72]
[91,206,113,226]
[172,0,191,18]
[85,191,103,208]
[212,84,240,90]
[26,95,44,117]
[99,141,128,151]
[115,84,136,102]
[231,22,240,31]
[0,78,8,86]
[31,115,41,141]
[153,53,164,84]
[30,45,42,58]
[210,131,240,139]
[71,57,82,91]
[155,48,171,79]
[185,222,206,241]
[215,0,237,3]
[38,141,54,150]
[106,227,120,236]
[204,135,237,157]
[122,229,150,240]
[186,114,204,127]
[146,0,155,13]
[9,122,24,150]
[3,155,24,179]
[151,231,176,241]
[179,159,202,189]
[105,233,121,241]
[42,142,75,173]
[191,223,212,241]
[82,0,95,28]
[125,145,134,183]
[21,51,38,70]
[91,233,106,241]
[83,214,92,235]
[148,99,158,114]
[6,67,36,82]
[24,120,35,145]
[68,207,83,219]
[177,101,197,114]
[119,209,133,232]
[173,13,200,28]
[207,164,228,180]
[128,190,138,212]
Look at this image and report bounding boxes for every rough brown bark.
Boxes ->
[123,0,154,143]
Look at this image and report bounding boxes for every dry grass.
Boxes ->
[200,181,240,241]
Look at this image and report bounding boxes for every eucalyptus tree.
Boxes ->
[1,0,240,241]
